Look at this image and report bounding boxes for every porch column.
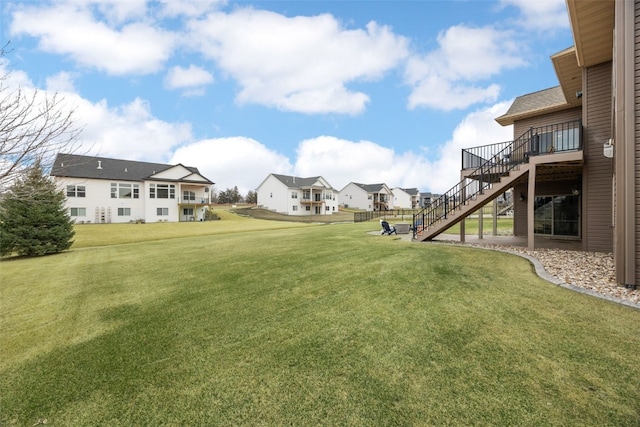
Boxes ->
[478,206,483,240]
[527,165,536,251]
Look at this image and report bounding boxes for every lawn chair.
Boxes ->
[381,220,397,235]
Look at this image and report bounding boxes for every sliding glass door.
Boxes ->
[533,195,580,237]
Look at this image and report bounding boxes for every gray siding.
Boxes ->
[583,62,614,253]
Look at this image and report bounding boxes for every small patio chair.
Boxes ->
[381,220,397,235]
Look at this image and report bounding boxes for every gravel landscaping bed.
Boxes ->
[470,244,639,308]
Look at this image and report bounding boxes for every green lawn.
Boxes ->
[444,216,514,235]
[1,214,639,426]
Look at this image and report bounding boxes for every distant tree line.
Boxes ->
[211,186,256,205]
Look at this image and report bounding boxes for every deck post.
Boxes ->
[493,200,498,236]
[527,165,536,251]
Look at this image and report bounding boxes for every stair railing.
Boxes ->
[412,120,582,239]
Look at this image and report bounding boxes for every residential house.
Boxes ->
[414,0,638,288]
[419,192,440,208]
[50,153,214,223]
[339,183,393,211]
[256,174,338,215]
[392,187,420,209]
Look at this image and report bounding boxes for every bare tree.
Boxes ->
[0,45,82,192]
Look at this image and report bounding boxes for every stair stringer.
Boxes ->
[415,164,530,241]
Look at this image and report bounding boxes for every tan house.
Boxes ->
[414,0,638,289]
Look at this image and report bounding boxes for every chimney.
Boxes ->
[97,160,102,169]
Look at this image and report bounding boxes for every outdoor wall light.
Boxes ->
[572,186,580,196]
[519,192,526,202]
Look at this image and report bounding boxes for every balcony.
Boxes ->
[462,120,582,171]
[179,197,210,204]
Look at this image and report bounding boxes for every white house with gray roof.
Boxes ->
[50,153,214,223]
[339,182,393,211]
[256,174,338,215]
[392,187,420,209]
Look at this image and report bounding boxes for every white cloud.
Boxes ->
[170,137,293,195]
[159,0,226,18]
[164,65,214,92]
[499,0,569,31]
[45,71,78,93]
[291,102,513,194]
[405,25,525,111]
[188,9,409,114]
[10,2,176,75]
[421,101,514,193]
[70,96,192,162]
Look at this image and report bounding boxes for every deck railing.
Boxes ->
[462,120,582,170]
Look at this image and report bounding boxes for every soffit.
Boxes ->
[566,0,614,67]
[551,47,583,107]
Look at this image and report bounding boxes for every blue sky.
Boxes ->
[1,0,573,195]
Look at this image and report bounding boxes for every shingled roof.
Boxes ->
[271,174,332,189]
[50,153,213,184]
[352,183,388,193]
[495,86,572,126]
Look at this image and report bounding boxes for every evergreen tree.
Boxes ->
[0,161,75,257]
[245,190,257,204]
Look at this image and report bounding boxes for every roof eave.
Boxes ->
[495,103,575,126]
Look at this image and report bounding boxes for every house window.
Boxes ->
[183,208,194,217]
[117,207,131,216]
[305,206,310,211]
[183,190,196,201]
[293,205,298,211]
[291,191,298,199]
[157,208,169,216]
[67,185,85,198]
[111,183,139,199]
[70,207,86,216]
[302,190,311,200]
[150,184,175,199]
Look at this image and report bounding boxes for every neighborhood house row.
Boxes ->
[50,154,427,223]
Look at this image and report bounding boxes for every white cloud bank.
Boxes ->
[188,9,410,114]
[405,25,525,111]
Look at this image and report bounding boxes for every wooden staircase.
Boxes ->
[414,164,529,241]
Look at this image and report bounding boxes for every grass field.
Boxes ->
[1,212,639,426]
[444,216,514,235]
